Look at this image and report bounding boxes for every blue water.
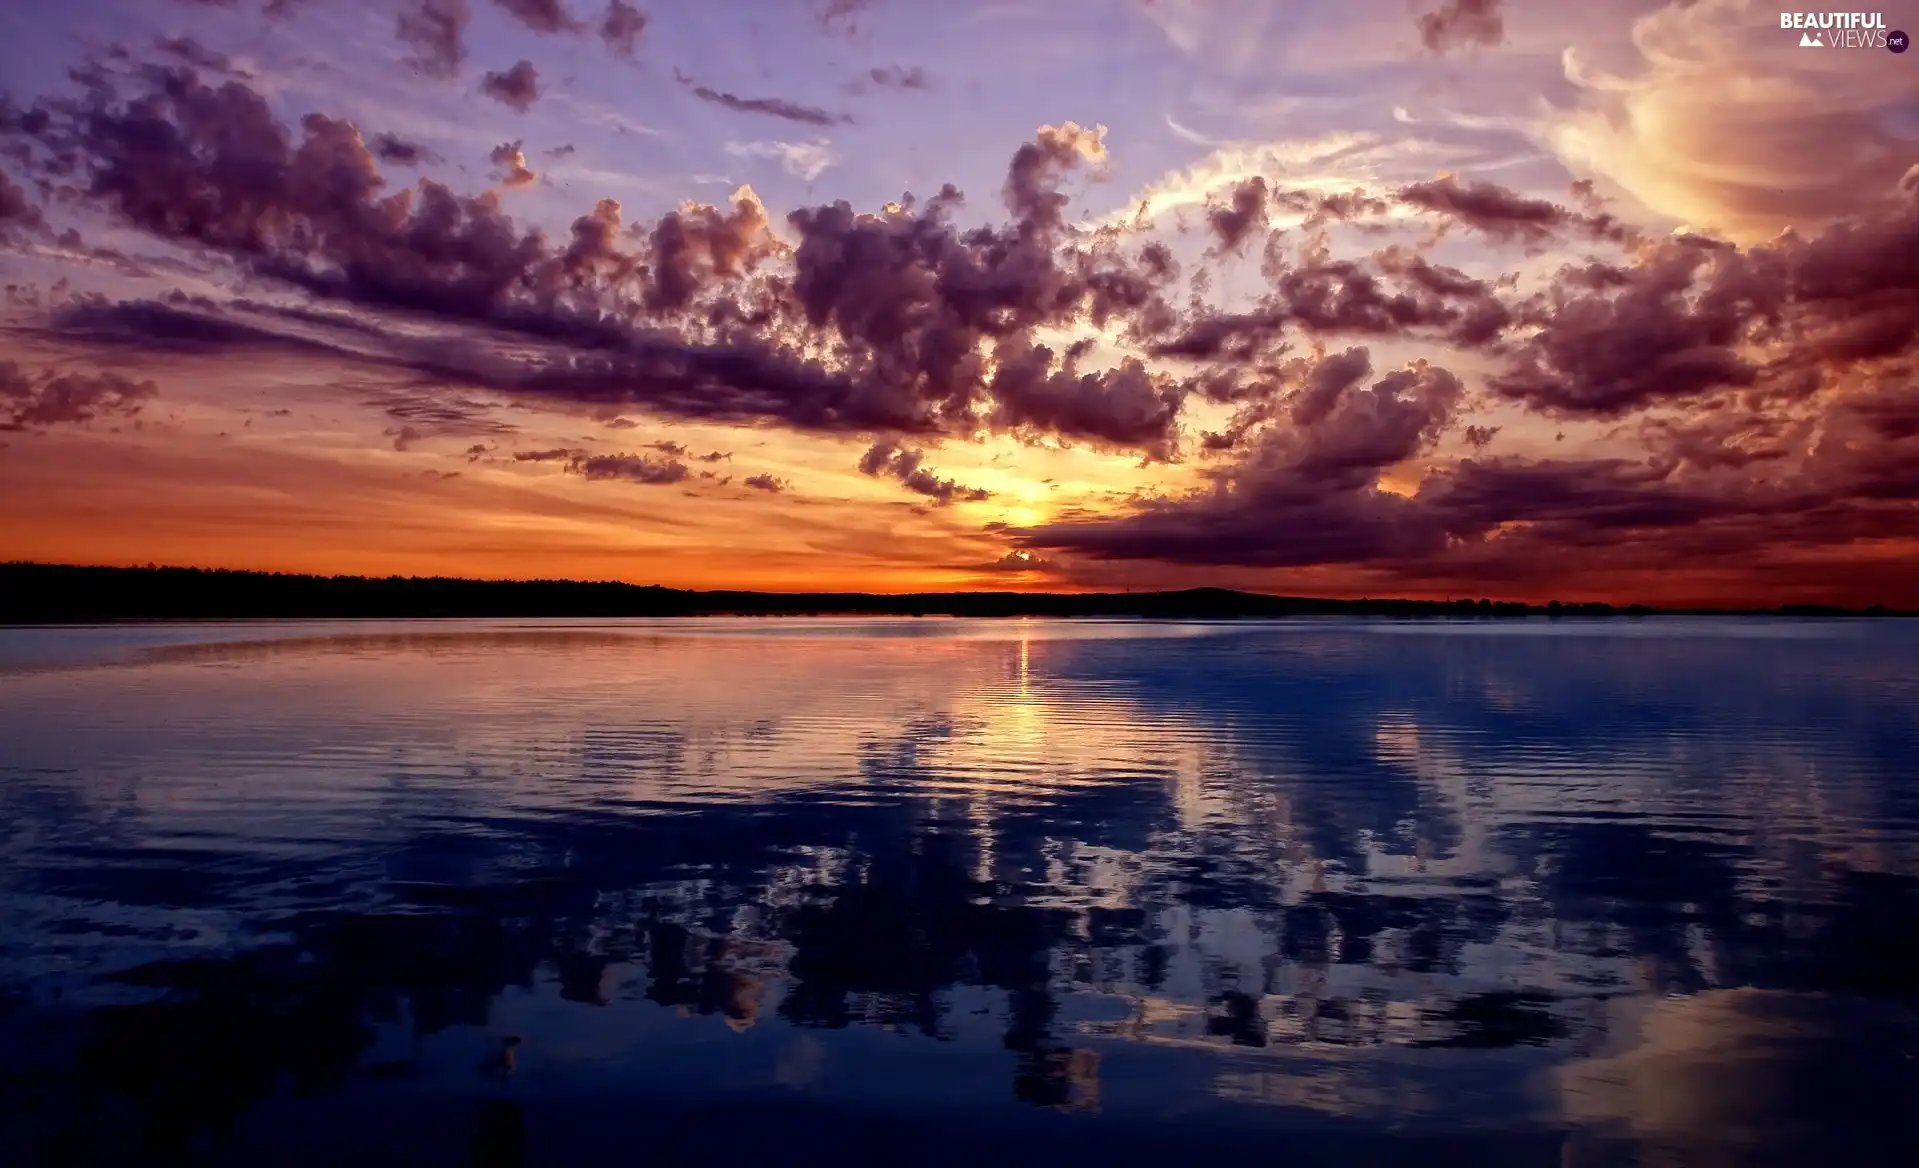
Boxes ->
[1,617,1916,1166]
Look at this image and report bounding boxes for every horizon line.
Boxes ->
[2,561,1911,620]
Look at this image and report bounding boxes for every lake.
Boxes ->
[2,617,1916,1166]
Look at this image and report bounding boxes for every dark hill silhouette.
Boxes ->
[0,562,1903,623]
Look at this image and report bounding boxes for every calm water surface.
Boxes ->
[2,618,1917,1166]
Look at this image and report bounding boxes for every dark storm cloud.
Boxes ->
[600,1,647,58]
[493,0,583,35]
[0,361,157,430]
[397,0,470,79]
[858,440,990,504]
[1417,0,1504,55]
[480,60,540,111]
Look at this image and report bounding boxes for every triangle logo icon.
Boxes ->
[1799,30,1823,46]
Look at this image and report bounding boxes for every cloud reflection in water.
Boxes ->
[0,617,1916,1165]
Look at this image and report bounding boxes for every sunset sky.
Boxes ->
[0,0,1915,605]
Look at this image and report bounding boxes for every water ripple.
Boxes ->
[1,618,1917,1164]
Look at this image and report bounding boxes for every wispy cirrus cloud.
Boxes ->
[723,139,840,182]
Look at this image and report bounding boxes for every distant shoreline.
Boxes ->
[1,563,1908,624]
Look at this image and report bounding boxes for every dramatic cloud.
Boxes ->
[397,0,469,79]
[4,49,1915,603]
[600,0,646,58]
[743,472,786,492]
[859,440,990,505]
[985,344,1185,461]
[1,362,157,430]
[493,0,583,35]
[481,60,540,111]
[1489,241,1764,416]
[1549,0,1918,243]
[1020,351,1464,567]
[1416,0,1504,55]
[1020,169,1919,586]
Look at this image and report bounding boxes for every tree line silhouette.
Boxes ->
[0,561,1902,622]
